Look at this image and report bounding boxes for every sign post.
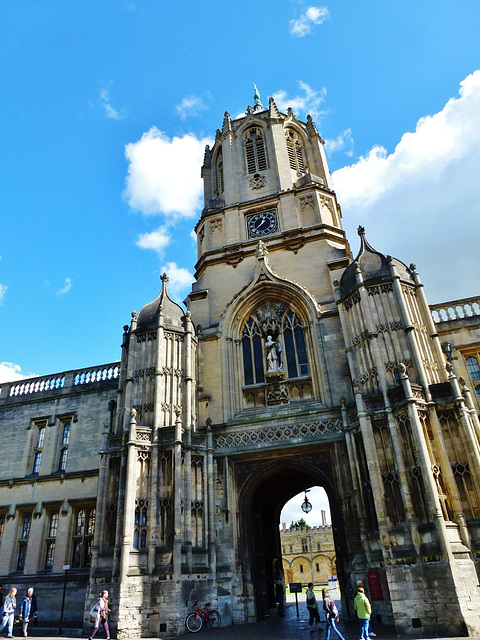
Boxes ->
[59,564,70,633]
[289,582,303,617]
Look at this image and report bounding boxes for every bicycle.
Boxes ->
[185,601,221,632]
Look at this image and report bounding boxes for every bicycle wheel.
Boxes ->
[208,609,221,629]
[186,612,203,632]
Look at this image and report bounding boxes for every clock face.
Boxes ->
[246,210,279,238]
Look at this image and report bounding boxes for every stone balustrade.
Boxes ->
[1,362,120,400]
[430,296,480,323]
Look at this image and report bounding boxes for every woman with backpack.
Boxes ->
[322,588,345,640]
[89,590,110,640]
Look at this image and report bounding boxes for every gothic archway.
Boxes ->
[236,449,350,621]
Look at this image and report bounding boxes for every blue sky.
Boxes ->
[2,0,480,382]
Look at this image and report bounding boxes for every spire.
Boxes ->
[268,96,281,119]
[252,82,263,112]
[203,144,212,167]
[222,111,233,135]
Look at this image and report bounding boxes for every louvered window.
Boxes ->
[245,128,267,174]
[218,161,224,193]
[285,129,306,173]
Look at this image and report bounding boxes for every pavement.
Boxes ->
[16,603,480,640]
[12,590,480,640]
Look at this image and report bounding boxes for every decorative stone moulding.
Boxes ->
[249,173,266,190]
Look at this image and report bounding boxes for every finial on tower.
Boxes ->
[357,225,365,236]
[252,82,263,112]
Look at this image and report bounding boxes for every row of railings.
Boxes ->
[1,362,120,399]
[430,296,480,323]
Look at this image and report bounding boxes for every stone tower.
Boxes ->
[92,91,480,637]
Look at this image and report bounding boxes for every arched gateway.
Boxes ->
[237,457,346,621]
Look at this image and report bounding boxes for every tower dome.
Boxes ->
[136,273,185,332]
[339,226,414,300]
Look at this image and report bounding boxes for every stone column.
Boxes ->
[119,409,138,582]
[90,427,110,574]
[113,314,137,578]
[340,399,371,555]
[352,381,391,552]
[399,366,454,563]
[184,311,194,572]
[173,412,183,578]
[206,425,216,573]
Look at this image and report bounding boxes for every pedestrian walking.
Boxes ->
[20,588,35,637]
[322,588,345,640]
[354,586,371,640]
[89,590,111,640]
[275,579,285,617]
[0,588,17,638]
[306,582,321,633]
[353,580,376,637]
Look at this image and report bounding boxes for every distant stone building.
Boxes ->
[280,523,336,585]
[1,90,480,638]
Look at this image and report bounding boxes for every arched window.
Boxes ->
[133,500,148,549]
[466,356,480,381]
[466,355,480,403]
[283,311,309,378]
[241,306,310,386]
[245,128,267,174]
[242,318,265,385]
[285,129,306,173]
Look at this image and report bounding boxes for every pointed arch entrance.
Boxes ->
[236,448,349,621]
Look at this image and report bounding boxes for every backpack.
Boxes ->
[306,592,315,607]
[89,601,99,623]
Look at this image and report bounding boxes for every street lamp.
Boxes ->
[301,490,312,514]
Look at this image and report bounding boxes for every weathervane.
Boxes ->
[301,489,312,513]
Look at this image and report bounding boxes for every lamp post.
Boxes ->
[59,564,70,633]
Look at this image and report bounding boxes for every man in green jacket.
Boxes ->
[354,587,372,640]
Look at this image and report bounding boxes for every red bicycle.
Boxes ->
[185,601,221,632]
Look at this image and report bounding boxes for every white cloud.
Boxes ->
[176,95,209,119]
[273,81,326,120]
[189,228,197,243]
[57,278,72,295]
[325,128,354,156]
[0,283,7,304]
[332,70,480,303]
[100,87,124,120]
[280,486,331,527]
[136,226,172,254]
[160,261,193,301]
[0,362,36,384]
[290,5,329,37]
[124,128,212,219]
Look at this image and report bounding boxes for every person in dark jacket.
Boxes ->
[20,588,34,638]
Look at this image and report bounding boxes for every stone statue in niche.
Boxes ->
[265,334,283,372]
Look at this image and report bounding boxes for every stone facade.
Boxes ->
[1,94,480,637]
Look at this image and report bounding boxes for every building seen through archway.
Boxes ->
[280,487,336,588]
